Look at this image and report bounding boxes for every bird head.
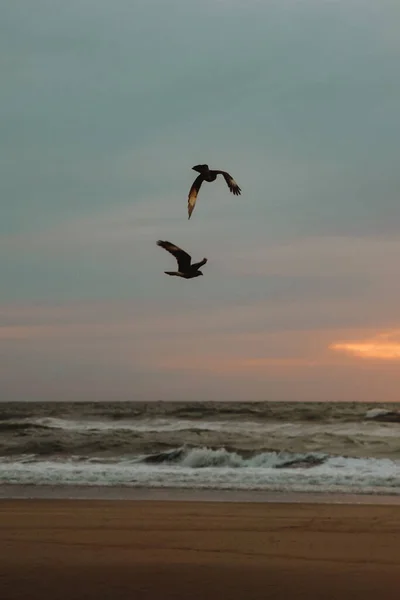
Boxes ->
[192,164,209,174]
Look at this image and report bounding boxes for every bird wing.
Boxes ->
[157,240,191,271]
[191,257,207,270]
[188,174,205,219]
[216,171,242,196]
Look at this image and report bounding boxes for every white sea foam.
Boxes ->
[3,404,400,495]
[3,413,399,462]
[0,450,399,495]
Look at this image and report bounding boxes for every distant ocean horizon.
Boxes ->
[1,401,400,496]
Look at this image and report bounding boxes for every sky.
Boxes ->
[2,0,400,402]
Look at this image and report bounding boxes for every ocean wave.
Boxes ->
[0,451,399,495]
[140,447,327,469]
[2,401,399,495]
[2,400,400,424]
[2,415,400,460]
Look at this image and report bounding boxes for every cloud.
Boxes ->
[2,300,400,401]
[330,330,400,360]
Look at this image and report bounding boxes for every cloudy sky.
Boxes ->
[2,0,400,402]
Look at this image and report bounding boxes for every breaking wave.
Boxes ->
[0,448,399,495]
[2,415,400,459]
[1,401,400,495]
[140,447,327,469]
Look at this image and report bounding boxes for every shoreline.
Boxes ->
[1,483,400,504]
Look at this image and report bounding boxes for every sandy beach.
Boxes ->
[1,498,399,599]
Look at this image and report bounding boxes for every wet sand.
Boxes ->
[1,499,399,599]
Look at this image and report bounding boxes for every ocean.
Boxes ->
[1,401,400,496]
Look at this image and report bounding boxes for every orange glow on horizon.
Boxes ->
[330,330,400,360]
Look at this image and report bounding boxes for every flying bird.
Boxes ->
[157,240,207,279]
[187,164,241,219]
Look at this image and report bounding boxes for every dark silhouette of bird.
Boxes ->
[157,240,207,279]
[187,164,241,219]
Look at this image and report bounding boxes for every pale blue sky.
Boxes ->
[2,0,400,401]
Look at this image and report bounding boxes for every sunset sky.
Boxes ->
[2,0,400,402]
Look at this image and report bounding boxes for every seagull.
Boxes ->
[187,164,241,219]
[157,240,207,279]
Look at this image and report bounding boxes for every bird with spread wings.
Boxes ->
[187,164,241,219]
[157,240,207,279]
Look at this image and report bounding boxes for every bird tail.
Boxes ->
[192,164,209,174]
[164,271,180,276]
